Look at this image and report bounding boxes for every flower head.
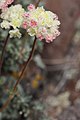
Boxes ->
[23,4,60,43]
[0,4,25,38]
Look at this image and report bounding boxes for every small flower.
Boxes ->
[29,20,38,27]
[27,4,35,11]
[1,20,10,29]
[23,12,30,18]
[9,29,21,38]
[27,28,36,36]
[36,33,44,40]
[45,34,54,43]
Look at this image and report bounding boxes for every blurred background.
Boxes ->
[0,0,80,120]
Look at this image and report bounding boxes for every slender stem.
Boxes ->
[0,94,13,112]
[13,37,37,92]
[0,33,10,75]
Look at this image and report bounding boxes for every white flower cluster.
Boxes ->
[0,4,25,38]
[0,4,60,42]
[23,4,60,43]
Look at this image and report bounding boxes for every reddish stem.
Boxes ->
[0,33,10,75]
[13,37,37,92]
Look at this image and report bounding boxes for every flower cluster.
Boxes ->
[23,4,60,43]
[0,0,14,10]
[1,4,25,38]
[0,3,60,42]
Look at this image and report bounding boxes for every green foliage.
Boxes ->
[0,84,49,120]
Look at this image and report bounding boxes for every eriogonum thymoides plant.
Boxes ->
[0,0,61,111]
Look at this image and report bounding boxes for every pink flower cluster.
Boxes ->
[0,0,14,10]
[22,4,60,43]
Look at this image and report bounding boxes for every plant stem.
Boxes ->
[0,33,10,75]
[0,94,13,112]
[13,37,37,92]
